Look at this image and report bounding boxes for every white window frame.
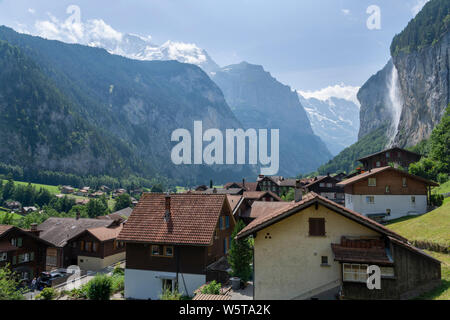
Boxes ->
[343,263,368,283]
[411,196,416,206]
[0,252,7,262]
[366,196,375,204]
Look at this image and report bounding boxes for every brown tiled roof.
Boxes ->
[337,166,438,187]
[357,147,422,162]
[331,244,393,265]
[237,192,407,242]
[87,225,123,242]
[243,191,282,201]
[0,225,14,237]
[97,207,133,221]
[117,193,227,245]
[193,294,231,300]
[226,195,243,212]
[241,201,292,220]
[279,179,297,187]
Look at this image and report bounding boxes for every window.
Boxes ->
[343,264,368,283]
[386,209,391,216]
[12,256,17,265]
[92,242,98,253]
[30,252,34,262]
[18,253,30,264]
[223,238,228,254]
[326,183,333,188]
[151,245,160,256]
[319,183,325,187]
[85,242,92,252]
[309,218,325,236]
[386,152,390,158]
[10,238,22,247]
[366,196,375,204]
[376,161,381,167]
[46,255,57,266]
[225,216,230,229]
[368,178,376,187]
[385,185,390,193]
[80,241,85,250]
[164,246,174,257]
[0,252,7,262]
[219,216,225,230]
[321,256,329,266]
[402,177,407,187]
[381,267,395,278]
[411,196,416,206]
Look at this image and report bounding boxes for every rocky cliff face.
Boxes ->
[212,62,332,176]
[357,0,450,148]
[393,29,450,147]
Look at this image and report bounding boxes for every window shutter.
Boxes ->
[309,218,325,236]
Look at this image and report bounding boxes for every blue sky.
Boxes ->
[0,0,429,93]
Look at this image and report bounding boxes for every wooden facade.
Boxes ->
[358,148,422,171]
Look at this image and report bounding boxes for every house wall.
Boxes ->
[345,194,428,220]
[253,204,379,300]
[206,205,235,266]
[361,150,421,171]
[124,268,206,300]
[342,242,441,300]
[78,251,125,271]
[0,229,48,280]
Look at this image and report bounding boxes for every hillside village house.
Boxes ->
[0,224,53,282]
[257,175,297,196]
[117,193,235,300]
[237,193,441,300]
[338,166,438,221]
[304,175,345,205]
[358,147,422,171]
[228,191,283,224]
[38,215,122,270]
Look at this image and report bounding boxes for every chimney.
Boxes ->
[210,180,213,189]
[76,210,80,220]
[29,223,40,237]
[294,179,303,202]
[164,193,171,222]
[213,187,217,194]
[242,178,246,189]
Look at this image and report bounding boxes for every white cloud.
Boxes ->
[411,0,430,16]
[298,84,361,107]
[28,8,36,15]
[341,9,350,15]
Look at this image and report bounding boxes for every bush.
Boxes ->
[86,274,112,300]
[0,265,25,300]
[68,285,88,300]
[430,194,444,207]
[35,287,56,300]
[112,263,124,276]
[437,173,449,184]
[200,281,221,295]
[111,275,124,293]
[228,220,253,284]
[159,287,182,300]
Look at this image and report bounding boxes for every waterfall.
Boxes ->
[387,64,403,147]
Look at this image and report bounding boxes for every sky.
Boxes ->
[0,0,430,100]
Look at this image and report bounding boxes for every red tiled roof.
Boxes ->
[226,195,243,212]
[117,193,227,245]
[243,191,282,201]
[87,225,123,242]
[224,182,259,192]
[237,192,407,242]
[337,166,438,187]
[242,201,292,220]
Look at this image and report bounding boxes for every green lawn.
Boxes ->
[416,251,450,300]
[2,179,60,194]
[386,200,450,249]
[0,211,23,222]
[433,180,450,195]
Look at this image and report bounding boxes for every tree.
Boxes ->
[114,193,132,211]
[2,179,15,202]
[227,220,253,284]
[87,199,108,218]
[86,274,112,300]
[0,265,24,300]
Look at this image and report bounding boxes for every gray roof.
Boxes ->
[38,217,114,247]
[97,207,133,221]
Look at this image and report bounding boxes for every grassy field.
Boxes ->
[2,179,60,194]
[416,251,450,300]
[0,211,23,223]
[433,180,450,195]
[386,199,450,249]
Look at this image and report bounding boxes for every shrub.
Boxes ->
[437,173,449,184]
[159,286,182,300]
[112,263,124,276]
[86,274,112,300]
[68,286,88,300]
[430,194,444,207]
[200,281,221,295]
[111,274,124,293]
[35,287,56,300]
[0,265,25,300]
[228,220,253,284]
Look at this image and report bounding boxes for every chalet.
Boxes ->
[89,191,105,198]
[22,206,38,214]
[117,193,236,300]
[61,186,75,194]
[5,201,21,211]
[257,175,296,196]
[0,224,53,283]
[37,216,121,270]
[304,175,345,205]
[337,166,438,221]
[358,147,422,171]
[227,191,283,223]
[224,179,260,192]
[237,193,441,300]
[66,225,125,271]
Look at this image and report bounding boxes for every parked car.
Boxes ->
[37,271,66,289]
